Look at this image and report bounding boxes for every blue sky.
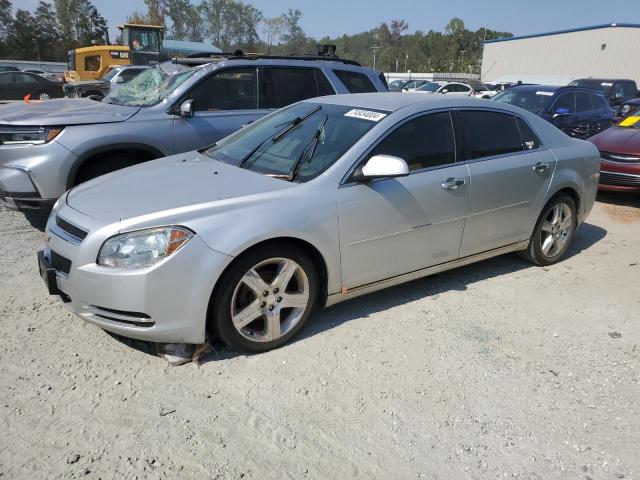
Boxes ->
[13,0,640,43]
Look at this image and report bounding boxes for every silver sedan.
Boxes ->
[39,94,600,352]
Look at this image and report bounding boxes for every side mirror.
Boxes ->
[353,155,409,182]
[179,99,194,118]
[440,89,448,94]
[553,107,571,118]
[114,76,124,84]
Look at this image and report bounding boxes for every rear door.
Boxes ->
[338,111,470,288]
[457,110,556,257]
[549,92,581,136]
[172,67,268,153]
[262,66,335,109]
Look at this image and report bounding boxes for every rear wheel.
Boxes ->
[211,244,318,352]
[520,194,577,266]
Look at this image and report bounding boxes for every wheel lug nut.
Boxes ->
[269,305,274,311]
[277,297,282,303]
[260,302,266,308]
[263,291,268,297]
[273,288,279,293]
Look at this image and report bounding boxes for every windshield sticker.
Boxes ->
[601,82,613,86]
[619,116,640,127]
[536,91,554,96]
[344,109,387,122]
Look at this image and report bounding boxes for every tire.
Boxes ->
[210,243,319,353]
[36,91,50,100]
[519,193,577,266]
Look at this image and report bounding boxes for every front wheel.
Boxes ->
[211,244,319,352]
[520,194,577,266]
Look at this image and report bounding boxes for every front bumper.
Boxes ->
[41,204,233,344]
[0,138,78,209]
[599,159,640,192]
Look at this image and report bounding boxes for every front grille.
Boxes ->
[50,251,71,275]
[601,152,640,164]
[56,215,88,241]
[600,171,640,187]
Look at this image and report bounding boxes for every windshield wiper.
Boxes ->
[238,106,322,168]
[287,114,329,181]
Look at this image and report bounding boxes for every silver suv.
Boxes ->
[0,56,387,211]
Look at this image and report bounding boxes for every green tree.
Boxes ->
[281,8,306,53]
[11,9,38,60]
[263,15,286,54]
[0,0,14,57]
[34,2,62,61]
[144,0,165,26]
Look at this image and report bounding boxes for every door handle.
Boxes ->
[533,162,550,173]
[441,177,466,190]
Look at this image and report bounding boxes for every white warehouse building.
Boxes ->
[481,23,640,86]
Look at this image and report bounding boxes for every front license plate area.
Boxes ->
[38,250,60,296]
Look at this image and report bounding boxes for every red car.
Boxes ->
[589,116,640,192]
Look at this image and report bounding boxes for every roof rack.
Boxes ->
[173,46,361,67]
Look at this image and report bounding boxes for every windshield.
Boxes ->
[103,65,195,107]
[569,79,612,96]
[494,88,555,115]
[206,103,386,182]
[416,82,442,92]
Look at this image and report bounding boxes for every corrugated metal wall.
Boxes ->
[481,26,640,85]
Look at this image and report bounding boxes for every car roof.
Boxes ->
[307,92,524,112]
[573,78,634,83]
[505,84,606,95]
[180,57,379,75]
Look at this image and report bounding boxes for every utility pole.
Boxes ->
[460,50,466,73]
[404,53,409,72]
[371,45,380,70]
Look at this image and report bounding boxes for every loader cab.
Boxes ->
[119,24,164,66]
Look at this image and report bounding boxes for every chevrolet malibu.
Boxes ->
[39,94,600,352]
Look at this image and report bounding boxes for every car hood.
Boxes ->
[66,152,294,221]
[0,98,139,126]
[590,126,640,155]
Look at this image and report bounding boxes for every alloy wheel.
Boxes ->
[230,257,310,343]
[540,202,573,258]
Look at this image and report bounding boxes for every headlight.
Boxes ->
[97,227,193,269]
[0,127,63,145]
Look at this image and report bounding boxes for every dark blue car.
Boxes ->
[493,85,614,139]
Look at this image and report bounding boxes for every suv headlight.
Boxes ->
[97,227,193,268]
[0,127,63,146]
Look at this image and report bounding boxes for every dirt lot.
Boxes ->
[0,193,638,480]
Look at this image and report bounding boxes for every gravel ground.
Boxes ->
[0,193,638,480]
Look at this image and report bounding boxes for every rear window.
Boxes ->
[264,67,335,108]
[333,70,377,93]
[459,111,524,159]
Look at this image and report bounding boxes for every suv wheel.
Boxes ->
[211,244,318,352]
[520,194,577,266]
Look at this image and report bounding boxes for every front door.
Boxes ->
[456,110,556,257]
[338,111,470,289]
[172,67,268,153]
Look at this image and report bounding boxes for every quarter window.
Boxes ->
[458,111,523,159]
[84,55,100,72]
[265,68,335,108]
[368,112,455,172]
[194,68,258,111]
[333,70,377,93]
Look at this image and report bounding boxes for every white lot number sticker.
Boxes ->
[536,91,554,96]
[344,109,387,122]
[601,82,613,86]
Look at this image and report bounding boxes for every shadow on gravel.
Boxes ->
[23,209,51,232]
[596,191,640,208]
[104,222,608,364]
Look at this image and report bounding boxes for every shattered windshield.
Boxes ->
[103,64,195,107]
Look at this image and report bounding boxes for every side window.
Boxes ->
[575,92,593,112]
[622,82,636,99]
[442,83,455,92]
[612,83,625,100]
[516,118,542,150]
[265,67,325,108]
[0,74,12,84]
[553,93,576,112]
[194,68,257,111]
[458,84,471,92]
[333,70,377,93]
[459,111,523,159]
[368,112,455,172]
[593,94,608,109]
[14,73,35,83]
[316,70,335,96]
[84,55,100,72]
